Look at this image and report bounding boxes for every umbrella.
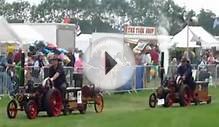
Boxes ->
[58,48,68,54]
[47,43,57,48]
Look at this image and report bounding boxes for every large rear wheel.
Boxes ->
[7,100,18,119]
[45,89,62,117]
[179,85,191,107]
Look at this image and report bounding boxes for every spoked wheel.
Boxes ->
[164,94,174,107]
[149,93,157,108]
[94,93,104,113]
[7,100,18,119]
[179,85,191,107]
[25,100,38,119]
[45,89,62,117]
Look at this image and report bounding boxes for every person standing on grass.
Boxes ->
[141,46,152,83]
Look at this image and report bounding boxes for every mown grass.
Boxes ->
[0,87,219,127]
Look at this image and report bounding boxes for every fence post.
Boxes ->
[133,65,137,93]
[216,64,219,87]
[20,52,25,86]
[160,52,164,85]
[0,66,3,95]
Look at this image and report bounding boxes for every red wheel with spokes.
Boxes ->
[165,94,174,107]
[179,85,191,107]
[7,100,18,119]
[45,89,62,117]
[94,93,104,113]
[25,100,38,119]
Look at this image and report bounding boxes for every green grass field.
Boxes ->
[1,88,219,127]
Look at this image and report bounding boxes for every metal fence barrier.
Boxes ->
[0,66,11,96]
[27,66,76,87]
[108,65,161,94]
[0,64,218,96]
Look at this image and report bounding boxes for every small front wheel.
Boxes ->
[149,93,157,108]
[7,100,18,119]
[94,93,104,113]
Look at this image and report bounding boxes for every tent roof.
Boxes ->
[76,34,92,52]
[0,17,20,43]
[0,17,44,45]
[171,26,219,48]
[9,24,44,44]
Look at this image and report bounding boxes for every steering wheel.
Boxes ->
[176,75,184,86]
[42,77,54,89]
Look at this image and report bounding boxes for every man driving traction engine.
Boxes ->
[48,54,66,99]
[176,57,196,91]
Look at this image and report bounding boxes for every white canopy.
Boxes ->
[0,17,44,45]
[0,17,20,43]
[171,26,219,48]
[9,24,44,45]
[76,34,92,52]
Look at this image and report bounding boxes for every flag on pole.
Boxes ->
[213,17,219,29]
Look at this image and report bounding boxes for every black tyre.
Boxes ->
[45,89,62,117]
[94,93,104,113]
[179,85,191,107]
[25,100,38,119]
[7,100,18,119]
[149,93,157,108]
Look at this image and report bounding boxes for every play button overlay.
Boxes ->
[84,37,135,90]
[105,52,117,75]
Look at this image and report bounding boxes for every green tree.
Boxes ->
[1,0,218,35]
[198,9,219,35]
[0,0,6,16]
[5,1,31,23]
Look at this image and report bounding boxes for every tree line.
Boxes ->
[0,0,219,35]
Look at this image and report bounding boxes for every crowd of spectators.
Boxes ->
[0,45,84,95]
[134,44,160,82]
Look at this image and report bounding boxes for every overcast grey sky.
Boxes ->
[6,0,219,16]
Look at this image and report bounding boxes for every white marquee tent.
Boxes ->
[171,26,219,49]
[76,34,92,52]
[0,17,44,45]
[9,24,44,45]
[0,16,20,43]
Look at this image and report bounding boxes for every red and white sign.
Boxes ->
[124,26,156,35]
[63,16,71,24]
